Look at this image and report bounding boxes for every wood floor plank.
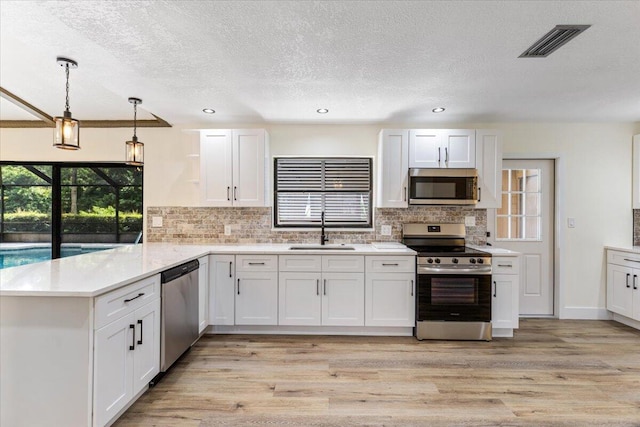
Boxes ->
[114,319,640,427]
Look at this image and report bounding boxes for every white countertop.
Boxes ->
[467,244,520,256]
[0,243,415,297]
[605,245,640,254]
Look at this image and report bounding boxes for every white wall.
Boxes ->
[1,121,637,318]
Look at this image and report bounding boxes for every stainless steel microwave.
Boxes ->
[408,168,478,205]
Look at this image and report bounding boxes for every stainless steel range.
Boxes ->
[402,223,492,341]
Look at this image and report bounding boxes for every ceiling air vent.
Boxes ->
[519,25,590,58]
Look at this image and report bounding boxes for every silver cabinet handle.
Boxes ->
[404,186,407,202]
[410,279,414,296]
[624,258,640,263]
[627,273,631,288]
[438,147,441,163]
[237,278,240,295]
[233,186,237,201]
[229,261,232,277]
[445,147,449,163]
[493,281,497,297]
[323,279,327,295]
[227,186,230,201]
[382,263,399,266]
[497,264,512,268]
[248,262,265,265]
[316,279,320,296]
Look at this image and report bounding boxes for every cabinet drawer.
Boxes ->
[322,255,364,272]
[95,274,160,330]
[235,255,278,272]
[365,256,415,273]
[492,257,520,275]
[608,250,640,268]
[279,255,322,272]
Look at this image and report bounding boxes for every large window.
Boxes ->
[1,162,143,258]
[274,157,372,228]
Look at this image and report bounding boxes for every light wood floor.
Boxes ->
[115,319,640,426]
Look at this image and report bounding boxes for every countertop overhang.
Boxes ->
[0,243,416,297]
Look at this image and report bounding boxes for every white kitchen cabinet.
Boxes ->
[209,254,235,325]
[475,129,503,209]
[322,272,365,326]
[235,255,279,325]
[376,129,409,207]
[633,135,640,209]
[491,256,520,335]
[93,277,161,427]
[365,256,416,327]
[279,271,322,325]
[200,129,269,207]
[409,129,475,168]
[198,255,209,333]
[607,250,640,323]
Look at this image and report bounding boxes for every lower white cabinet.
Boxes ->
[279,272,323,325]
[607,249,640,324]
[198,255,209,333]
[491,256,520,333]
[209,254,235,325]
[322,272,365,326]
[365,272,415,327]
[235,255,279,325]
[93,279,161,427]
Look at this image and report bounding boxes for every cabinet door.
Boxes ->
[409,129,442,168]
[442,129,476,168]
[198,256,209,333]
[209,255,235,325]
[475,130,502,209]
[93,312,135,427]
[133,298,161,394]
[607,264,634,317]
[634,273,640,321]
[492,274,517,329]
[200,130,233,206]
[279,272,322,326]
[233,129,266,206]
[377,129,409,207]
[235,271,278,325]
[321,272,365,326]
[365,272,415,327]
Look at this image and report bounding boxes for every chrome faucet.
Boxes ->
[320,211,329,245]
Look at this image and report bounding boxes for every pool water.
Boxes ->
[0,246,112,269]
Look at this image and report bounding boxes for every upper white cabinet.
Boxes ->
[633,135,640,209]
[409,129,476,168]
[200,129,269,207]
[377,129,409,207]
[475,130,503,209]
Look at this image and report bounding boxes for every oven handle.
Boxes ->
[417,266,492,275]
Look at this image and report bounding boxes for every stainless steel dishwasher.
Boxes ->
[159,259,199,372]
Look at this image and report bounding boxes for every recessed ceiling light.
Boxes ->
[202,108,216,114]
[432,107,446,113]
[317,108,329,114]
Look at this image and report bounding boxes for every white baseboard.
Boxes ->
[560,306,611,320]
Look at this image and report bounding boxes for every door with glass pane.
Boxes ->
[487,159,554,316]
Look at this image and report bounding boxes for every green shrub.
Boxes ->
[2,210,142,233]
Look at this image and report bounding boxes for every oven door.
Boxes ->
[417,273,491,322]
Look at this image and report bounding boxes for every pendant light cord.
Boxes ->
[64,64,70,112]
[133,101,137,138]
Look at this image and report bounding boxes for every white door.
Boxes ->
[208,255,235,325]
[488,159,555,316]
[321,272,365,326]
[232,129,265,206]
[132,298,160,394]
[365,272,415,327]
[279,272,322,326]
[235,272,278,325]
[200,130,233,206]
[377,129,409,207]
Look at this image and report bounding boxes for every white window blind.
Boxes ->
[274,157,372,228]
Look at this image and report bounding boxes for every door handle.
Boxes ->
[237,278,240,295]
[478,187,482,202]
[411,279,414,296]
[316,279,320,296]
[233,186,237,201]
[124,293,144,303]
[229,261,232,277]
[248,262,265,266]
[137,319,143,345]
[382,263,399,266]
[445,147,449,163]
[404,186,407,202]
[438,147,441,163]
[627,273,631,288]
[634,275,638,290]
[493,281,497,297]
[323,279,327,295]
[227,186,230,201]
[129,324,136,350]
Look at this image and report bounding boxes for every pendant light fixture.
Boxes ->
[53,57,80,149]
[125,97,144,166]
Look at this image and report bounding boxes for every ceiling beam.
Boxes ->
[0,86,172,128]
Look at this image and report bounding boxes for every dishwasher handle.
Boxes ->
[161,259,200,283]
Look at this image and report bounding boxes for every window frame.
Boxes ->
[272,156,373,229]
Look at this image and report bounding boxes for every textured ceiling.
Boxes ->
[1,0,639,125]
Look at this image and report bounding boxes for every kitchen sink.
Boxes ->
[289,244,355,251]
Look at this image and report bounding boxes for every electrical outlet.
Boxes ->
[151,216,163,227]
[464,216,476,227]
[381,225,392,236]
[567,218,576,228]
[224,225,232,235]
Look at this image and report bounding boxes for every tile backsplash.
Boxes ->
[146,206,487,245]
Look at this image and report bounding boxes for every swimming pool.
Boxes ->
[0,246,115,269]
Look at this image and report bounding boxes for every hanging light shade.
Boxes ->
[53,57,80,150]
[125,97,144,166]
